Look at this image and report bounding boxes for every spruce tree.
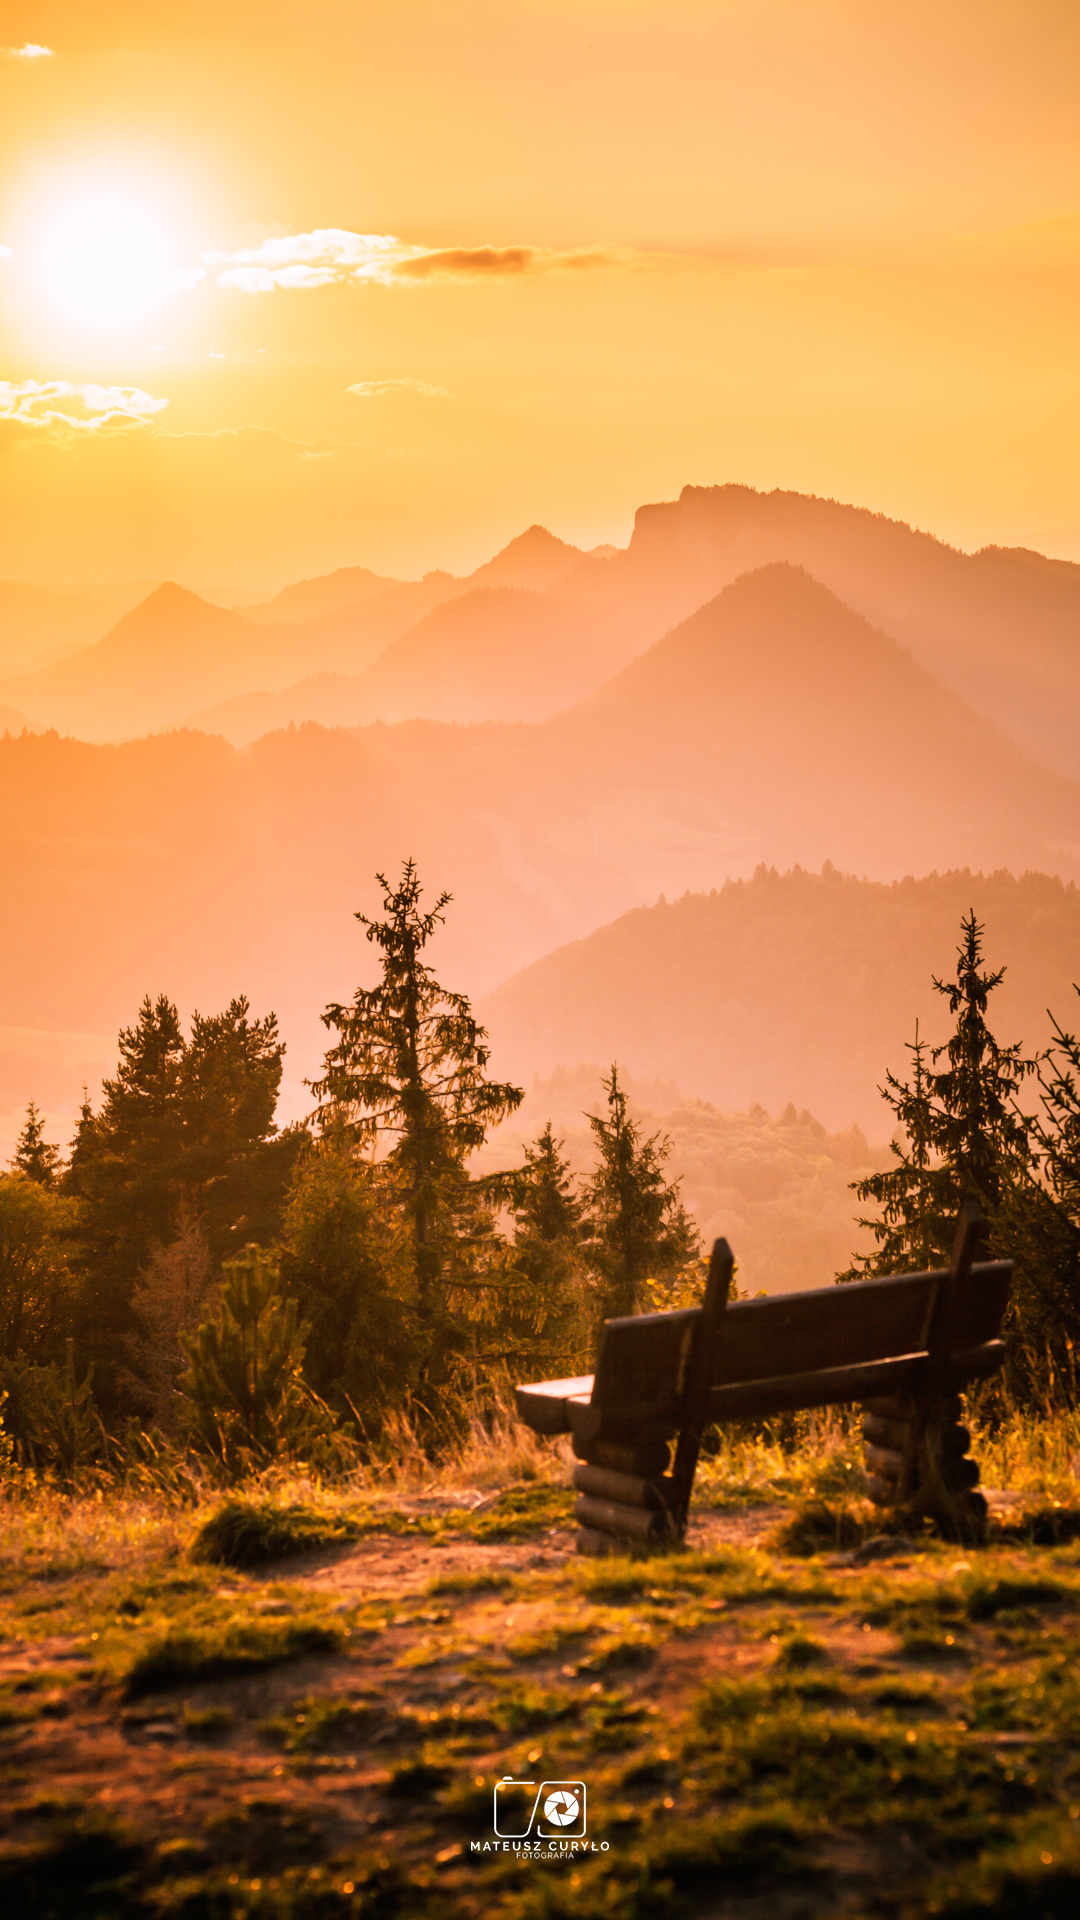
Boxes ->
[11,1103,62,1188]
[64,993,299,1398]
[496,1123,587,1370]
[179,1246,327,1475]
[928,911,1034,1212]
[277,1144,417,1434]
[844,914,1036,1280]
[309,861,523,1324]
[580,1066,698,1321]
[841,1024,941,1278]
[996,995,1080,1399]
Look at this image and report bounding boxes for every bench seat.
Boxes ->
[515,1210,1012,1552]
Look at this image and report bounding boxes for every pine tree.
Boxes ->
[179,1246,328,1476]
[995,995,1080,1399]
[309,861,523,1323]
[277,1144,417,1435]
[928,911,1034,1213]
[844,914,1036,1280]
[64,993,300,1399]
[11,1103,62,1188]
[494,1123,588,1370]
[840,1023,942,1279]
[580,1066,699,1321]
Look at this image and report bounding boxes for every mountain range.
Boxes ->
[0,527,608,742]
[3,480,1080,1176]
[1,558,1078,1151]
[0,578,160,673]
[4,486,1080,773]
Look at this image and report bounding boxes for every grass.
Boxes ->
[191,1495,363,1568]
[1,1399,1080,1915]
[124,1615,342,1697]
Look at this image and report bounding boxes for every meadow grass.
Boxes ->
[1,1399,1080,1916]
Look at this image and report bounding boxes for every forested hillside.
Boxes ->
[480,866,1080,1133]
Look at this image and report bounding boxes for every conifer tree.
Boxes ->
[11,1103,62,1188]
[179,1246,327,1475]
[841,1023,941,1279]
[512,1123,584,1254]
[65,994,299,1397]
[494,1123,587,1368]
[309,861,522,1323]
[995,995,1080,1398]
[277,1144,417,1434]
[580,1066,698,1321]
[928,911,1034,1212]
[844,914,1036,1280]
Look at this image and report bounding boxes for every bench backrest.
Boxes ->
[516,1237,1013,1440]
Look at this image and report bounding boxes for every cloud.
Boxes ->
[206,228,618,291]
[397,245,611,279]
[0,380,168,438]
[0,244,12,259]
[206,229,413,291]
[2,43,54,59]
[346,377,449,399]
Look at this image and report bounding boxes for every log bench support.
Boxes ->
[860,1205,990,1528]
[571,1238,733,1556]
[516,1205,1011,1556]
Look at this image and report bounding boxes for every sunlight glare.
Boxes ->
[37,196,173,326]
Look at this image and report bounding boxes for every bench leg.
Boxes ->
[862,1393,987,1532]
[569,1439,679,1555]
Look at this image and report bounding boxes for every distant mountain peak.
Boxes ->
[468,524,585,592]
[509,523,573,550]
[139,581,218,612]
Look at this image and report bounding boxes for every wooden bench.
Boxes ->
[515,1206,1012,1553]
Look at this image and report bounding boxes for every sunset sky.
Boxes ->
[2,0,1080,586]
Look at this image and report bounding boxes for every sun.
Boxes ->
[36,195,174,327]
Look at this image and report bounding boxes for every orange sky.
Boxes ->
[2,0,1080,585]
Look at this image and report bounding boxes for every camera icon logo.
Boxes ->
[493,1776,587,1839]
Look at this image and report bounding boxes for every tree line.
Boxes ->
[3,872,1078,1481]
[0,860,696,1477]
